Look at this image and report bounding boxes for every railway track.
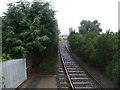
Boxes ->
[57,41,103,89]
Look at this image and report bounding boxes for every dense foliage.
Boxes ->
[2,1,59,71]
[79,20,102,34]
[68,20,119,85]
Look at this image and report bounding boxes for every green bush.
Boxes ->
[68,31,119,83]
[2,53,12,61]
[2,1,59,71]
[105,50,120,84]
[35,55,58,74]
[2,1,58,61]
[35,62,52,71]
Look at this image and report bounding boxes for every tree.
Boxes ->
[79,20,102,34]
[68,29,119,84]
[69,27,76,35]
[2,0,58,62]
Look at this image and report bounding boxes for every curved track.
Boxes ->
[57,41,103,89]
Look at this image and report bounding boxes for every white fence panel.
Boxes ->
[2,59,27,88]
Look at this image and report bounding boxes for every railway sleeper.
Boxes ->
[58,65,62,68]
[69,73,86,76]
[59,81,68,85]
[71,78,90,82]
[64,60,74,62]
[66,65,80,68]
[73,81,92,85]
[66,68,81,71]
[58,70,64,73]
[65,64,78,66]
[68,71,84,73]
[58,87,69,89]
[64,62,76,64]
[75,86,94,89]
[73,82,94,87]
[59,73,65,76]
[57,68,63,70]
[74,85,94,88]
[58,79,67,82]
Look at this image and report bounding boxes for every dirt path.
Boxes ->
[36,75,57,88]
[17,73,38,88]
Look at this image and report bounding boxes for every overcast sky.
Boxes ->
[0,0,119,34]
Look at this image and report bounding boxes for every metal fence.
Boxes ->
[1,59,27,88]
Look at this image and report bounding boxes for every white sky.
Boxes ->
[0,0,119,34]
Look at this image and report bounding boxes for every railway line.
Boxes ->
[57,41,103,89]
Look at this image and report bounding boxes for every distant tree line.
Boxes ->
[68,20,119,85]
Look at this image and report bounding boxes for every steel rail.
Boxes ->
[59,48,75,90]
[65,41,104,88]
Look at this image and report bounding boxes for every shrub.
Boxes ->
[68,31,119,83]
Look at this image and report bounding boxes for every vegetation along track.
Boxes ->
[57,41,103,89]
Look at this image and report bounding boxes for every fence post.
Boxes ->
[26,54,32,75]
[24,58,27,80]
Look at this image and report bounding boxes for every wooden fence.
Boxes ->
[0,59,27,89]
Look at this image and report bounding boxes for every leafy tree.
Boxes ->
[68,25,119,84]
[79,20,102,34]
[2,0,58,68]
[69,27,75,35]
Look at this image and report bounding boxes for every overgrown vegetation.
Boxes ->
[2,0,59,73]
[35,55,58,74]
[68,20,119,85]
